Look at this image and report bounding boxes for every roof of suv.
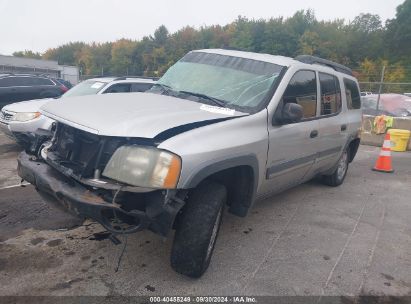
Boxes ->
[194,49,355,79]
[195,49,297,67]
[87,77,157,84]
[0,73,57,79]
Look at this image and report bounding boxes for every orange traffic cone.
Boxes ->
[372,133,394,173]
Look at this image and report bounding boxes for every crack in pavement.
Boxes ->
[318,198,368,301]
[242,204,300,292]
[358,202,386,295]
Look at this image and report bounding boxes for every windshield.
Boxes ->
[62,80,108,98]
[153,52,284,112]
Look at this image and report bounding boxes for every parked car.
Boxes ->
[362,93,411,117]
[361,91,373,96]
[55,78,73,89]
[0,74,69,108]
[17,50,362,278]
[0,77,156,146]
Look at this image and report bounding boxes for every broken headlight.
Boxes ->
[102,145,181,189]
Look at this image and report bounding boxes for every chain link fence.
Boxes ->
[359,82,411,95]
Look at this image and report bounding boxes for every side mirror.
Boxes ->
[280,103,304,124]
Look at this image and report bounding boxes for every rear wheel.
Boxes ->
[322,149,349,187]
[170,182,226,278]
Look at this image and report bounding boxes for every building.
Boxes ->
[0,55,79,84]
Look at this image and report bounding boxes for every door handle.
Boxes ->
[310,130,318,138]
[341,124,347,131]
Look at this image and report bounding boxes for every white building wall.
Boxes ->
[0,55,79,84]
[59,65,79,84]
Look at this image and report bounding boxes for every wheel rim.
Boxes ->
[336,151,348,181]
[206,207,222,261]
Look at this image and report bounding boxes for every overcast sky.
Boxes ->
[0,0,404,55]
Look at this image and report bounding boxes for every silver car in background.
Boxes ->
[0,77,156,145]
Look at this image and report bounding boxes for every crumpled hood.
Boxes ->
[4,98,54,113]
[40,92,246,138]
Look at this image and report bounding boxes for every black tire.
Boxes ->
[322,149,349,187]
[170,182,227,278]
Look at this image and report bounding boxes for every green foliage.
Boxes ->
[386,0,411,60]
[11,2,410,82]
[12,50,42,59]
[110,39,137,76]
[42,42,86,65]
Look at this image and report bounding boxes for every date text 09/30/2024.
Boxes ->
[149,296,257,303]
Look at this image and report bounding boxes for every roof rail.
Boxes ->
[113,76,159,81]
[0,72,53,78]
[294,55,353,76]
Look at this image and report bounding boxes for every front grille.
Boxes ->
[0,110,14,122]
[48,124,125,178]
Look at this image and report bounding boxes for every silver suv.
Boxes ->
[17,49,362,278]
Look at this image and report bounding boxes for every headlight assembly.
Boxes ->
[12,112,41,122]
[102,145,181,189]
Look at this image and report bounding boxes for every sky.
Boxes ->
[0,0,404,55]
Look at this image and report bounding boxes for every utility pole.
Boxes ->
[376,66,385,112]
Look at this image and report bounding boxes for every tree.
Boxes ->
[153,25,169,46]
[299,31,320,55]
[110,39,137,76]
[12,50,42,59]
[351,13,382,33]
[42,42,86,65]
[386,0,411,60]
[10,1,410,83]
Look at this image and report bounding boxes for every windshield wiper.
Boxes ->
[178,90,227,107]
[152,83,173,94]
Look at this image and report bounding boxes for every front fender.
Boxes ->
[182,154,259,190]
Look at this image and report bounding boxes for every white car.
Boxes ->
[0,77,156,146]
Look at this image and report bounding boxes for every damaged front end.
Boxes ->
[17,123,186,236]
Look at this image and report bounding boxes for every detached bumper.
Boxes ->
[17,152,185,236]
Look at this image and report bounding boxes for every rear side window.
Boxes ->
[0,77,14,87]
[35,78,54,86]
[24,77,39,86]
[282,70,317,118]
[131,83,154,92]
[319,73,341,115]
[103,83,131,93]
[344,78,361,109]
[0,76,31,86]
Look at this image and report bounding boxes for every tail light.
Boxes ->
[60,84,69,93]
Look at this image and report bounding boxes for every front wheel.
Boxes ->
[322,149,349,187]
[170,182,227,278]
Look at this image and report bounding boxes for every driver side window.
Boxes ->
[282,70,317,119]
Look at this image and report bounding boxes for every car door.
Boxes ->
[259,70,320,196]
[12,76,36,102]
[0,76,21,106]
[313,72,347,174]
[34,77,59,98]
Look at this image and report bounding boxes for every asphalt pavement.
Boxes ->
[0,132,410,299]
